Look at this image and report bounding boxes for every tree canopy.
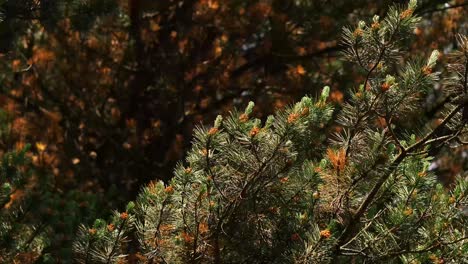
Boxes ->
[0,0,466,263]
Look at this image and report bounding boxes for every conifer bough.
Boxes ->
[73,2,467,263]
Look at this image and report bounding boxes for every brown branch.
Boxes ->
[230,45,342,79]
[335,104,463,252]
[386,115,404,151]
[106,218,128,264]
[417,2,468,15]
[376,236,468,260]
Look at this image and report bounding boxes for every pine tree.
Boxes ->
[0,142,38,263]
[0,113,102,262]
[72,2,468,263]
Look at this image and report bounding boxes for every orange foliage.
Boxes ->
[296,65,306,75]
[320,229,331,239]
[198,222,209,234]
[32,48,55,65]
[4,189,26,209]
[287,113,300,124]
[181,232,194,243]
[329,90,344,103]
[326,148,346,172]
[250,126,260,137]
[164,185,174,194]
[120,212,129,220]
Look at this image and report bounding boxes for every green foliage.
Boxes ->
[72,2,468,263]
[0,111,103,262]
[74,211,134,264]
[74,94,335,263]
[0,0,464,263]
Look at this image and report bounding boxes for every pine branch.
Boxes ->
[376,236,468,260]
[105,218,127,264]
[335,104,463,251]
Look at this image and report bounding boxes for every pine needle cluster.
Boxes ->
[65,1,466,262]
